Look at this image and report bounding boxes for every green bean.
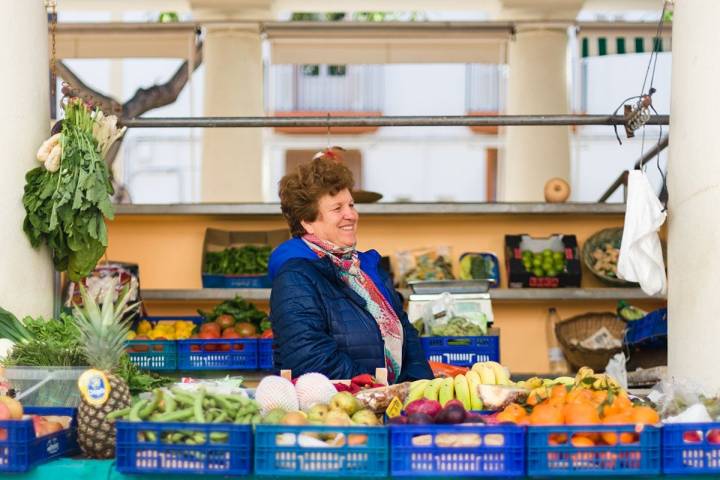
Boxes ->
[163,393,176,413]
[106,407,131,422]
[193,390,206,423]
[212,411,229,423]
[210,432,229,443]
[154,407,195,422]
[129,399,149,422]
[139,390,164,418]
[145,431,158,442]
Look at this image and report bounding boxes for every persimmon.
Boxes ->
[602,393,633,417]
[571,434,596,447]
[548,433,568,445]
[530,404,564,426]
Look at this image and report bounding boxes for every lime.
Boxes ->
[546,268,558,277]
[552,251,564,262]
[532,268,544,277]
[523,259,533,270]
[542,249,553,257]
[532,257,542,267]
[522,250,532,259]
[554,261,565,271]
[542,261,553,271]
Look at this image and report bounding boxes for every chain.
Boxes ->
[45,0,57,113]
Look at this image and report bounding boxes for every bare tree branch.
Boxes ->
[55,61,123,115]
[54,40,204,203]
[124,41,204,119]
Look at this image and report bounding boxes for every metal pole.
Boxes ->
[122,114,669,128]
[598,134,669,202]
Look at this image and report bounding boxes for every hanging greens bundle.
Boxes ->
[23,98,124,281]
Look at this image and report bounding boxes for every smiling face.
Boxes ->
[301,188,359,247]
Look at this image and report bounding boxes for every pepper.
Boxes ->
[351,374,375,387]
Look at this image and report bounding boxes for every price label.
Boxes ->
[386,396,403,418]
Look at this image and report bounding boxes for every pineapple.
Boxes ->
[73,282,138,459]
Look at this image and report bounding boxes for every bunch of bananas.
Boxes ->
[517,376,574,404]
[405,373,483,411]
[470,361,512,386]
[574,366,622,391]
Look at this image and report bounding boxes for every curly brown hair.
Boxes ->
[279,157,355,237]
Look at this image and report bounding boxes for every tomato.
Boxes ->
[215,314,235,330]
[234,322,257,338]
[707,429,720,444]
[261,329,274,339]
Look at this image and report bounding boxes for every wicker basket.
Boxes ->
[582,227,637,287]
[555,312,627,371]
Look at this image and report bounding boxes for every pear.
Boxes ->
[329,392,361,416]
[351,409,380,426]
[262,408,288,425]
[307,404,330,424]
[324,409,352,427]
[280,411,308,426]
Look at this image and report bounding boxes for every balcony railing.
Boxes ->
[270,64,384,112]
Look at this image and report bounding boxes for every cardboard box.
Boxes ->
[201,228,290,288]
[505,234,581,288]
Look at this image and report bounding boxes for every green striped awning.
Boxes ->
[580,34,671,58]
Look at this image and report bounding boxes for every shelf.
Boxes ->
[141,287,664,302]
[116,202,625,217]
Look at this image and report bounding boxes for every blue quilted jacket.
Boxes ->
[268,238,433,383]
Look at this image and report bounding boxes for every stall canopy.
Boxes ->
[577,21,672,57]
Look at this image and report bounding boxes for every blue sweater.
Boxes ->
[268,238,433,382]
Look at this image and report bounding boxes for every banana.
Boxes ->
[405,379,431,406]
[454,374,472,410]
[438,377,455,406]
[552,376,575,386]
[465,370,484,410]
[575,367,595,386]
[474,363,497,385]
[487,361,511,386]
[423,378,444,402]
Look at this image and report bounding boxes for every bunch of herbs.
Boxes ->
[23,98,115,281]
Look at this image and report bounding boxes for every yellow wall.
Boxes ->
[106,212,666,373]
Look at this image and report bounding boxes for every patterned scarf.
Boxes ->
[302,234,403,382]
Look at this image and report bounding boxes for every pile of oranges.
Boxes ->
[497,382,660,448]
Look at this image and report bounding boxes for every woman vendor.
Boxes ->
[268,157,433,383]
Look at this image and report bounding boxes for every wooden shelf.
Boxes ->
[116,202,625,217]
[142,287,664,302]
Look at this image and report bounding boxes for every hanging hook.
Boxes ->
[326,112,331,150]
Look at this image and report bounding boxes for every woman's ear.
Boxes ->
[300,220,313,235]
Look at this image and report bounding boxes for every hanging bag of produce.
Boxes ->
[22,95,126,281]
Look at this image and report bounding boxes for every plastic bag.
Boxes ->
[647,377,720,421]
[65,262,140,307]
[605,353,628,390]
[422,292,487,336]
[395,246,454,287]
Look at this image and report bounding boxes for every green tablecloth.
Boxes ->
[6,457,712,479]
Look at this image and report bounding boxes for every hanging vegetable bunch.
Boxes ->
[22,93,126,281]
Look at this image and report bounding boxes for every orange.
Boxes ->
[571,434,596,447]
[591,390,608,406]
[566,388,593,405]
[548,384,568,406]
[497,403,527,424]
[631,406,660,425]
[548,433,568,445]
[601,412,634,445]
[602,393,633,417]
[530,404,564,426]
[563,403,601,425]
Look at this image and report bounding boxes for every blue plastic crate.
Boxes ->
[202,273,271,288]
[254,424,388,477]
[127,316,203,372]
[420,335,500,367]
[127,340,177,371]
[115,420,252,476]
[625,308,667,348]
[662,422,720,475]
[258,338,275,370]
[177,338,258,370]
[527,424,661,477]
[390,424,525,477]
[0,406,78,473]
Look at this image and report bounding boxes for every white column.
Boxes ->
[0,1,54,317]
[667,0,720,388]
[499,25,572,201]
[200,23,264,202]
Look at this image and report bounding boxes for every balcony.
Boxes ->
[268,64,384,134]
[465,63,505,135]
